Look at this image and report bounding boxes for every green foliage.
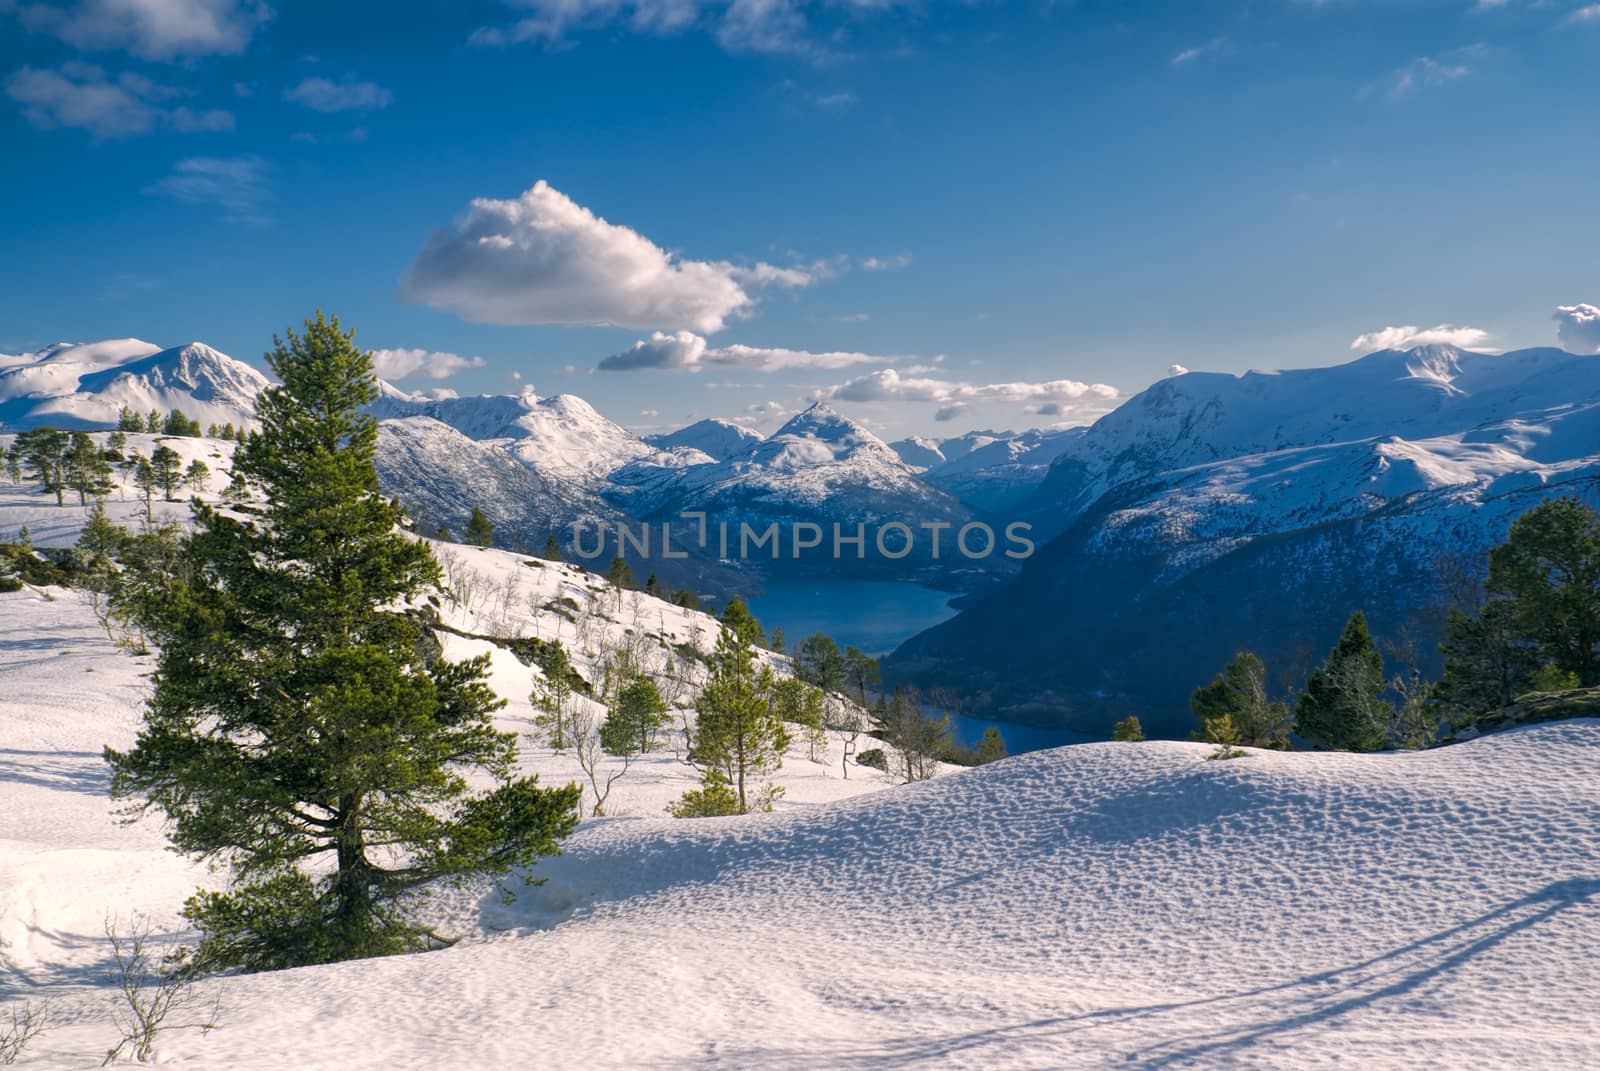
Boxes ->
[844,646,880,703]
[879,687,950,783]
[1202,712,1247,760]
[973,726,1008,764]
[666,769,742,818]
[1294,611,1391,751]
[118,406,145,432]
[542,532,562,561]
[13,426,67,505]
[855,747,887,771]
[105,312,580,972]
[1111,715,1145,742]
[1487,496,1600,687]
[682,599,789,814]
[65,431,114,504]
[530,640,579,752]
[1435,602,1534,724]
[673,586,702,612]
[184,459,210,493]
[464,506,495,547]
[770,676,827,761]
[162,408,203,437]
[793,632,846,692]
[1528,663,1581,692]
[149,444,183,501]
[606,555,635,589]
[1190,651,1291,749]
[601,676,667,757]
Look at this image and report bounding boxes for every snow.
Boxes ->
[4,573,1600,1067]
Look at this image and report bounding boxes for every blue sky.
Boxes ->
[3,0,1599,438]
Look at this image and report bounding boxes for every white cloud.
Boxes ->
[1567,4,1600,23]
[14,0,271,60]
[860,253,911,271]
[1349,324,1493,352]
[1167,363,1189,376]
[1375,46,1485,98]
[934,403,967,422]
[406,181,818,333]
[145,155,269,222]
[370,348,487,381]
[1554,304,1600,354]
[821,367,1119,420]
[1172,37,1225,67]
[283,76,393,113]
[598,330,890,372]
[5,62,231,139]
[639,408,659,418]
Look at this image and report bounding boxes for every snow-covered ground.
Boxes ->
[4,579,1599,1068]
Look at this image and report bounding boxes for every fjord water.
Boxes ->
[744,580,1090,753]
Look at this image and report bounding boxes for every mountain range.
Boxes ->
[888,343,1600,736]
[10,334,1600,737]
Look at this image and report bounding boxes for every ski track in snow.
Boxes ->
[2,586,1599,1068]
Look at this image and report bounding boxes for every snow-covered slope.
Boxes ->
[645,417,763,461]
[0,340,270,432]
[892,343,1600,734]
[5,586,1598,1069]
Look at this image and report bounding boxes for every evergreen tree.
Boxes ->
[1294,611,1391,751]
[132,458,159,523]
[1111,715,1144,742]
[464,507,495,547]
[1190,651,1290,749]
[145,409,161,433]
[14,427,67,504]
[2,443,18,484]
[843,646,880,703]
[161,408,201,437]
[106,313,580,972]
[768,625,786,652]
[1486,496,1600,686]
[150,444,183,501]
[600,676,667,757]
[184,459,211,493]
[974,726,1008,764]
[686,599,788,814]
[674,586,701,612]
[118,406,145,432]
[794,633,846,692]
[65,431,115,505]
[769,676,826,761]
[435,523,454,542]
[542,532,562,561]
[644,573,661,597]
[1435,602,1534,723]
[530,640,578,753]
[606,555,635,589]
[105,430,128,458]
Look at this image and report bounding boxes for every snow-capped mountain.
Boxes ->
[0,339,270,432]
[371,384,653,484]
[889,343,1600,736]
[644,417,763,461]
[895,426,1090,515]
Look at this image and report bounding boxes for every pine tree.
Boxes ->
[1111,715,1144,742]
[1190,651,1290,749]
[644,573,661,597]
[145,409,161,434]
[3,443,18,484]
[794,633,846,692]
[14,427,67,504]
[685,598,788,814]
[768,625,786,652]
[542,532,562,561]
[464,507,495,547]
[1487,496,1600,687]
[1435,602,1533,723]
[1294,611,1391,751]
[844,646,880,703]
[184,459,211,493]
[606,556,635,589]
[769,676,827,761]
[974,726,1008,764]
[132,458,159,523]
[601,676,667,757]
[118,406,145,432]
[106,313,579,972]
[161,408,201,437]
[105,430,128,458]
[66,431,115,504]
[150,444,182,501]
[531,641,578,753]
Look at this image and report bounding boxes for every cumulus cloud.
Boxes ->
[283,76,393,113]
[598,330,889,372]
[821,367,1119,420]
[145,155,269,222]
[5,62,231,139]
[13,0,271,60]
[1167,363,1189,377]
[1349,324,1493,352]
[405,181,817,333]
[1554,304,1600,354]
[370,348,487,381]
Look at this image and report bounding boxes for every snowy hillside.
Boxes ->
[0,340,269,433]
[891,343,1600,734]
[4,585,1598,1068]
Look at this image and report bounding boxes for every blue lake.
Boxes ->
[742,580,1091,754]
[743,580,960,658]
